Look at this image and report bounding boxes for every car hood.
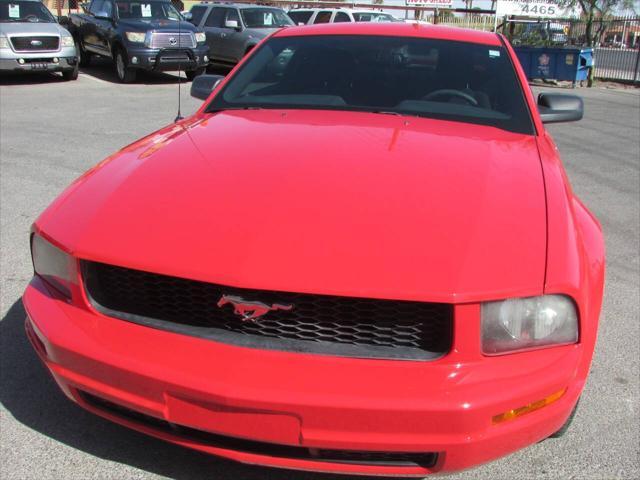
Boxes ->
[117,19,196,32]
[245,27,281,38]
[0,21,66,36]
[37,110,547,303]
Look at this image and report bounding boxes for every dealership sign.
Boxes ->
[496,0,579,18]
[405,0,453,8]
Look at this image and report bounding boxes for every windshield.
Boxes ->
[240,8,293,28]
[353,12,396,22]
[288,11,313,25]
[0,1,56,23]
[116,1,181,20]
[208,35,534,134]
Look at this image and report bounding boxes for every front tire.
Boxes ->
[62,65,79,81]
[186,67,206,81]
[549,399,580,438]
[76,40,91,67]
[115,48,137,83]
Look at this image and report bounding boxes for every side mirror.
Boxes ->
[94,11,113,20]
[190,74,224,100]
[225,19,240,30]
[182,11,193,22]
[538,93,583,124]
[58,15,69,25]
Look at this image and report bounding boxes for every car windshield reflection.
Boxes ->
[208,34,534,134]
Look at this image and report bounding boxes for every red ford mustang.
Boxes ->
[24,22,605,477]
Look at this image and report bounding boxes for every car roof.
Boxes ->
[195,2,280,8]
[351,10,395,14]
[289,8,339,12]
[274,21,502,46]
[289,8,384,12]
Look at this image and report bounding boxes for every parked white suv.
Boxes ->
[288,8,399,26]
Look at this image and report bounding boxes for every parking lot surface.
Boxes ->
[1,68,639,480]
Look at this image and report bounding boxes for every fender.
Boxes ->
[537,132,605,384]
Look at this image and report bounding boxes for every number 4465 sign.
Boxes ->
[496,0,580,18]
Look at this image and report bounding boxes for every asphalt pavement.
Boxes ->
[1,66,638,480]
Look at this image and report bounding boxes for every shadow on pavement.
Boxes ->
[0,59,231,86]
[0,299,402,480]
[0,71,68,85]
[79,56,184,85]
[78,57,231,85]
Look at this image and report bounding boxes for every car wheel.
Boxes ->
[62,65,79,81]
[549,399,580,438]
[186,67,206,81]
[77,40,91,67]
[115,49,137,83]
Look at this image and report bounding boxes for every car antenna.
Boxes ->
[174,6,183,123]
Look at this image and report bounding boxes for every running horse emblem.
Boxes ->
[217,294,293,322]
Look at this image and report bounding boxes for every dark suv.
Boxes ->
[67,0,209,82]
[187,2,292,67]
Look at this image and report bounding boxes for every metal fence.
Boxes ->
[563,17,640,82]
[593,46,640,82]
[422,14,497,32]
[496,15,640,83]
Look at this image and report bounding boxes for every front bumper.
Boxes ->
[0,55,77,73]
[23,276,587,477]
[125,45,209,72]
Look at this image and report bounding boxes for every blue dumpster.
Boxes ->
[513,47,594,86]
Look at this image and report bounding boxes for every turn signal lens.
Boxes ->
[195,32,206,43]
[31,234,77,299]
[492,388,566,424]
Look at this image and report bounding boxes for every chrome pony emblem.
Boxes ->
[217,294,293,322]
[168,37,177,46]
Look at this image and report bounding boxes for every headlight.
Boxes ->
[0,37,9,49]
[61,35,74,47]
[195,32,206,43]
[481,295,578,355]
[31,234,77,299]
[125,32,146,43]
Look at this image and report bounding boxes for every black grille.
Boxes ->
[158,52,191,63]
[10,36,59,51]
[82,261,452,360]
[78,390,438,468]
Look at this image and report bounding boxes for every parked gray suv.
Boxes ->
[187,2,292,66]
[0,0,78,79]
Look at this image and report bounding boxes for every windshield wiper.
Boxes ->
[206,106,266,113]
[372,111,403,116]
[372,110,425,120]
